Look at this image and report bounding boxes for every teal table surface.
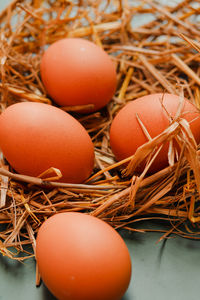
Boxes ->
[0,227,200,300]
[0,1,200,300]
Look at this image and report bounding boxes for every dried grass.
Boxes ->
[0,0,200,260]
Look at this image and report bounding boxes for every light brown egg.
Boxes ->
[0,102,94,183]
[110,93,200,173]
[36,212,132,300]
[40,38,117,113]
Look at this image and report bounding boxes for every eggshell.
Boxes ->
[40,38,117,113]
[36,212,132,300]
[110,93,200,173]
[0,102,94,183]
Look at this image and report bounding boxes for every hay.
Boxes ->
[0,0,200,261]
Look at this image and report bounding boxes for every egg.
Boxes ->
[0,102,94,183]
[36,212,132,300]
[110,93,200,173]
[40,38,117,113]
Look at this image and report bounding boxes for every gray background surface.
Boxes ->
[0,1,200,299]
[0,228,200,300]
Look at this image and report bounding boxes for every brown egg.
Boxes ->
[40,38,117,113]
[0,102,94,183]
[110,93,200,173]
[36,212,132,300]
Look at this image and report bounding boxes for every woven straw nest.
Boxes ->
[0,0,200,260]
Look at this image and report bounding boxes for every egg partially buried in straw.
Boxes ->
[40,38,117,113]
[110,93,200,173]
[36,212,132,300]
[0,102,94,183]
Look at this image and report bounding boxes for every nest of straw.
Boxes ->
[0,0,200,261]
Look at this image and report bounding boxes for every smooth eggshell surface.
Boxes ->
[40,38,117,112]
[0,102,94,183]
[36,212,132,300]
[110,93,200,173]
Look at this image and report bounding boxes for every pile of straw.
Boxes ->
[0,0,200,260]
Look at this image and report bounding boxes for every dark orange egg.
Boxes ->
[40,38,117,113]
[36,212,132,300]
[110,93,200,173]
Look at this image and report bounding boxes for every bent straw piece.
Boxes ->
[37,167,62,182]
[0,167,126,190]
[123,121,180,177]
